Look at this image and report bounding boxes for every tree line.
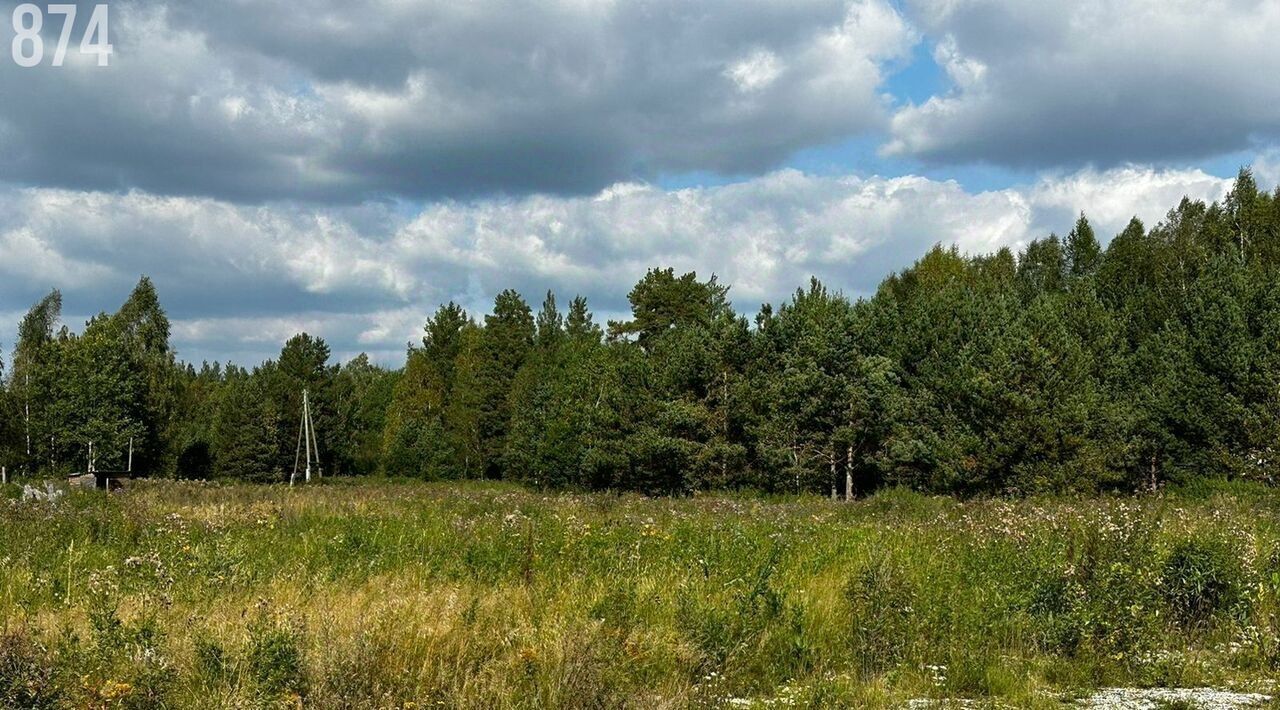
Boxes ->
[3,170,1280,495]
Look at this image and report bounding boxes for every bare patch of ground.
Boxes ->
[903,687,1271,709]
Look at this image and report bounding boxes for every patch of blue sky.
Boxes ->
[656,39,1036,195]
[882,34,947,107]
[1190,148,1267,179]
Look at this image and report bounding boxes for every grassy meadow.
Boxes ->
[3,480,1280,708]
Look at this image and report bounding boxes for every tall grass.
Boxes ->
[3,479,1280,707]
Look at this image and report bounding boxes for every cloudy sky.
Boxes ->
[2,0,1278,365]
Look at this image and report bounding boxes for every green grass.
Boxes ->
[3,479,1280,708]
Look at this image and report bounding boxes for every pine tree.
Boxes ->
[270,333,336,474]
[607,268,731,348]
[468,290,534,477]
[211,367,280,481]
[423,302,469,382]
[1017,236,1066,294]
[566,296,601,342]
[1065,213,1102,279]
[7,165,1280,495]
[382,303,473,478]
[535,291,564,350]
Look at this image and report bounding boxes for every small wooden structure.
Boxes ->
[69,439,134,491]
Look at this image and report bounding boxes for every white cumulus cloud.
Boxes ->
[0,163,1244,365]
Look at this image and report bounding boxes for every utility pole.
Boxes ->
[307,389,321,480]
[291,404,303,487]
[291,389,322,485]
[304,389,313,483]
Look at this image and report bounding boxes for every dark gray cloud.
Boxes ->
[0,0,911,202]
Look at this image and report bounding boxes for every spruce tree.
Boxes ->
[470,291,535,477]
[535,291,563,350]
[1065,213,1102,279]
[566,295,601,342]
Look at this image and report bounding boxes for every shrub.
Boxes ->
[193,635,230,683]
[677,574,786,667]
[843,555,915,674]
[1160,539,1244,625]
[0,631,59,709]
[1028,574,1083,654]
[247,617,306,698]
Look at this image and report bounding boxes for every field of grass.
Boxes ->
[3,479,1280,708]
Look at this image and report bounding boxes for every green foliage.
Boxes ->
[332,354,398,475]
[380,304,474,479]
[5,480,1280,706]
[246,615,307,698]
[1066,213,1102,279]
[843,555,916,674]
[607,267,731,348]
[1160,539,1244,625]
[0,631,59,709]
[7,170,1280,495]
[211,368,281,481]
[193,634,230,683]
[470,290,536,478]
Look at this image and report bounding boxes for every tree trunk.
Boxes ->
[845,445,854,501]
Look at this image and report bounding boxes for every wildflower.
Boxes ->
[100,679,133,700]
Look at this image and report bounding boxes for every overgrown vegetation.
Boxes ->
[3,170,1280,495]
[3,479,1280,707]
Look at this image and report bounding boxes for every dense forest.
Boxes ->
[3,170,1280,496]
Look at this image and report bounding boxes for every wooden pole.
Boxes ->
[303,389,312,484]
[290,407,304,487]
[2,466,7,485]
[307,390,321,479]
[127,438,133,473]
